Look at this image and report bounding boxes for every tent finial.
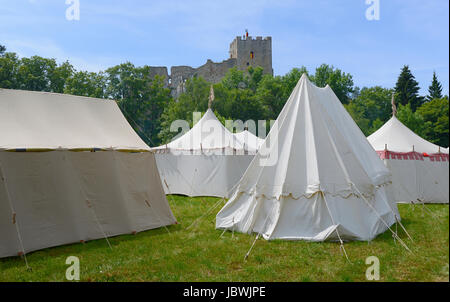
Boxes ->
[391,92,397,117]
[208,85,215,109]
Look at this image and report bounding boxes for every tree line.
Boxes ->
[1,44,448,148]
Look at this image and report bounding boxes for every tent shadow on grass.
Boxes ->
[0,223,182,270]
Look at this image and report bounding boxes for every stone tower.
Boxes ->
[229,36,273,75]
[164,34,273,97]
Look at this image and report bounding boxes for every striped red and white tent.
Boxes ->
[368,116,449,204]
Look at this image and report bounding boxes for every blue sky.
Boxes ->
[1,0,448,95]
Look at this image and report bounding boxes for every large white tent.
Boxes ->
[216,74,400,242]
[0,89,176,258]
[368,116,449,204]
[153,109,258,198]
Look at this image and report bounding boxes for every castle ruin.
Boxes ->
[148,35,272,98]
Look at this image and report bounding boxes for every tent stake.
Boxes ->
[244,233,260,261]
[351,182,412,253]
[0,164,30,269]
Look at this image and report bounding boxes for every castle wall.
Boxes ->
[195,58,237,84]
[155,35,272,98]
[170,65,197,94]
[147,66,170,87]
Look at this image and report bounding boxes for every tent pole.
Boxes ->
[322,192,351,263]
[67,152,113,250]
[232,217,235,239]
[186,197,225,230]
[351,182,412,253]
[219,216,235,238]
[244,201,277,261]
[163,178,177,208]
[187,168,198,204]
[396,215,413,241]
[0,163,30,269]
[187,170,243,232]
[85,199,113,250]
[144,199,171,235]
[244,233,260,261]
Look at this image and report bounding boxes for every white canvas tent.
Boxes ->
[233,130,264,153]
[368,116,449,204]
[0,89,176,258]
[216,74,400,242]
[153,109,257,198]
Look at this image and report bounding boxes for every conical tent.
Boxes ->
[216,75,399,241]
[153,109,257,198]
[233,130,264,153]
[0,89,176,258]
[368,116,449,204]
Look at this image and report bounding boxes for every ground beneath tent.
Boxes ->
[0,196,448,282]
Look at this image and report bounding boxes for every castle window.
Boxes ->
[250,51,254,59]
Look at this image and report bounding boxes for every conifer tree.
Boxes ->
[427,71,443,101]
[394,65,423,111]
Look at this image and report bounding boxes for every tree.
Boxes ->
[281,67,308,96]
[310,64,354,104]
[1,53,74,92]
[394,65,423,111]
[16,56,58,92]
[158,76,210,144]
[255,67,309,120]
[105,62,171,146]
[416,97,449,147]
[247,66,264,92]
[213,83,265,124]
[0,44,6,56]
[396,103,427,138]
[64,70,106,98]
[221,67,247,90]
[345,86,393,135]
[255,74,285,120]
[426,71,443,101]
[213,68,266,124]
[0,52,20,89]
[50,61,74,93]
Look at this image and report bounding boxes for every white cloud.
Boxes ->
[3,37,119,72]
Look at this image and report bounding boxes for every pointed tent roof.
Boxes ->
[233,74,392,198]
[233,130,264,152]
[0,89,150,151]
[216,74,398,241]
[155,109,243,150]
[368,116,444,154]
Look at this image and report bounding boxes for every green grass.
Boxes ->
[0,196,448,282]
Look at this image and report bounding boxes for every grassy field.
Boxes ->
[0,195,448,282]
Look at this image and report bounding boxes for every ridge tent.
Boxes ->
[153,109,256,198]
[368,116,449,204]
[233,130,264,153]
[0,89,176,258]
[216,74,400,242]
